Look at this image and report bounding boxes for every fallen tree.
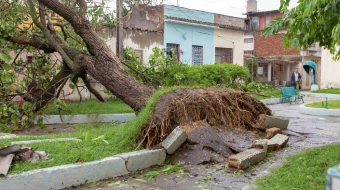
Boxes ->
[1,0,271,146]
[139,88,271,148]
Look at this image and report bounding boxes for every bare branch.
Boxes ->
[81,75,105,102]
[77,0,87,18]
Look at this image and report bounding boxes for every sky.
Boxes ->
[163,0,299,17]
[102,0,299,18]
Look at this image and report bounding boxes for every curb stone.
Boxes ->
[0,149,166,190]
[300,92,340,99]
[116,149,166,172]
[33,113,136,124]
[11,138,81,145]
[300,103,340,116]
[161,126,187,154]
[0,157,128,190]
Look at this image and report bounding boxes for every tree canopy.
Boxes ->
[263,0,340,60]
[0,0,154,129]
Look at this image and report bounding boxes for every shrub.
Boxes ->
[163,63,249,88]
[123,47,250,89]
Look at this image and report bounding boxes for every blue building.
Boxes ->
[108,4,246,65]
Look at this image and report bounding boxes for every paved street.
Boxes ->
[71,97,340,190]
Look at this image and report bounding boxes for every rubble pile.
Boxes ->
[0,145,48,176]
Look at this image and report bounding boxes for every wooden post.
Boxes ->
[116,0,123,60]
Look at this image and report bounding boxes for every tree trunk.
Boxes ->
[36,0,155,113]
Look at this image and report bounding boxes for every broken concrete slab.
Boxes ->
[263,115,290,130]
[182,121,233,157]
[217,126,259,153]
[0,154,14,175]
[161,126,187,154]
[228,148,266,170]
[11,138,81,145]
[252,140,268,153]
[0,156,129,190]
[255,115,290,130]
[168,143,227,165]
[115,149,166,172]
[267,134,290,152]
[266,127,282,139]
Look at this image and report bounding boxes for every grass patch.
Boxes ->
[252,89,282,100]
[312,88,340,94]
[1,87,179,174]
[40,99,134,115]
[255,144,340,190]
[306,100,340,109]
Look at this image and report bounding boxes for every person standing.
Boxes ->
[291,67,302,90]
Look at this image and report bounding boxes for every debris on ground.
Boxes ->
[168,121,233,165]
[267,134,290,152]
[256,114,290,130]
[266,127,282,139]
[227,148,266,170]
[0,145,49,176]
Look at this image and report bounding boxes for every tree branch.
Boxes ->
[77,0,87,18]
[81,75,105,102]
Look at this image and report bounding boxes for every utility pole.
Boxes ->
[116,0,123,60]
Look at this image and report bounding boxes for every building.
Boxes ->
[320,48,340,88]
[244,0,321,90]
[101,4,246,65]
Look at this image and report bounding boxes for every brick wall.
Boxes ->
[254,31,298,57]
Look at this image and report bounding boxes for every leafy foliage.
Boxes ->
[263,0,340,60]
[124,47,250,89]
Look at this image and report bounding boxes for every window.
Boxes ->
[215,48,233,64]
[166,43,180,62]
[244,38,254,43]
[192,46,203,65]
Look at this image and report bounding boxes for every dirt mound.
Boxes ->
[139,88,271,148]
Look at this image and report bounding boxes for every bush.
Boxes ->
[123,47,250,89]
[163,63,250,88]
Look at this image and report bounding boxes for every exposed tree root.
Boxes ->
[138,88,272,148]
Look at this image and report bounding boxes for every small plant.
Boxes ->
[145,171,160,180]
[162,162,184,174]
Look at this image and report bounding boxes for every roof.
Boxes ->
[244,10,281,16]
[165,16,245,31]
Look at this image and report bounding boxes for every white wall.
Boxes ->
[320,48,340,88]
[244,34,254,51]
[214,28,244,65]
[101,27,164,65]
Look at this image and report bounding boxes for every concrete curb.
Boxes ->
[0,133,18,140]
[260,98,282,105]
[300,103,340,116]
[0,149,166,190]
[300,92,340,99]
[33,113,135,124]
[11,138,81,145]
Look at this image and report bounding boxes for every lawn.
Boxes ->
[40,99,134,115]
[312,88,340,94]
[255,144,340,190]
[252,89,282,100]
[306,100,340,109]
[0,123,139,174]
[1,87,177,174]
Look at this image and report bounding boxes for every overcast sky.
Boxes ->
[102,0,299,18]
[163,0,299,17]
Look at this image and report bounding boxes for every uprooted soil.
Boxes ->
[138,88,271,148]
